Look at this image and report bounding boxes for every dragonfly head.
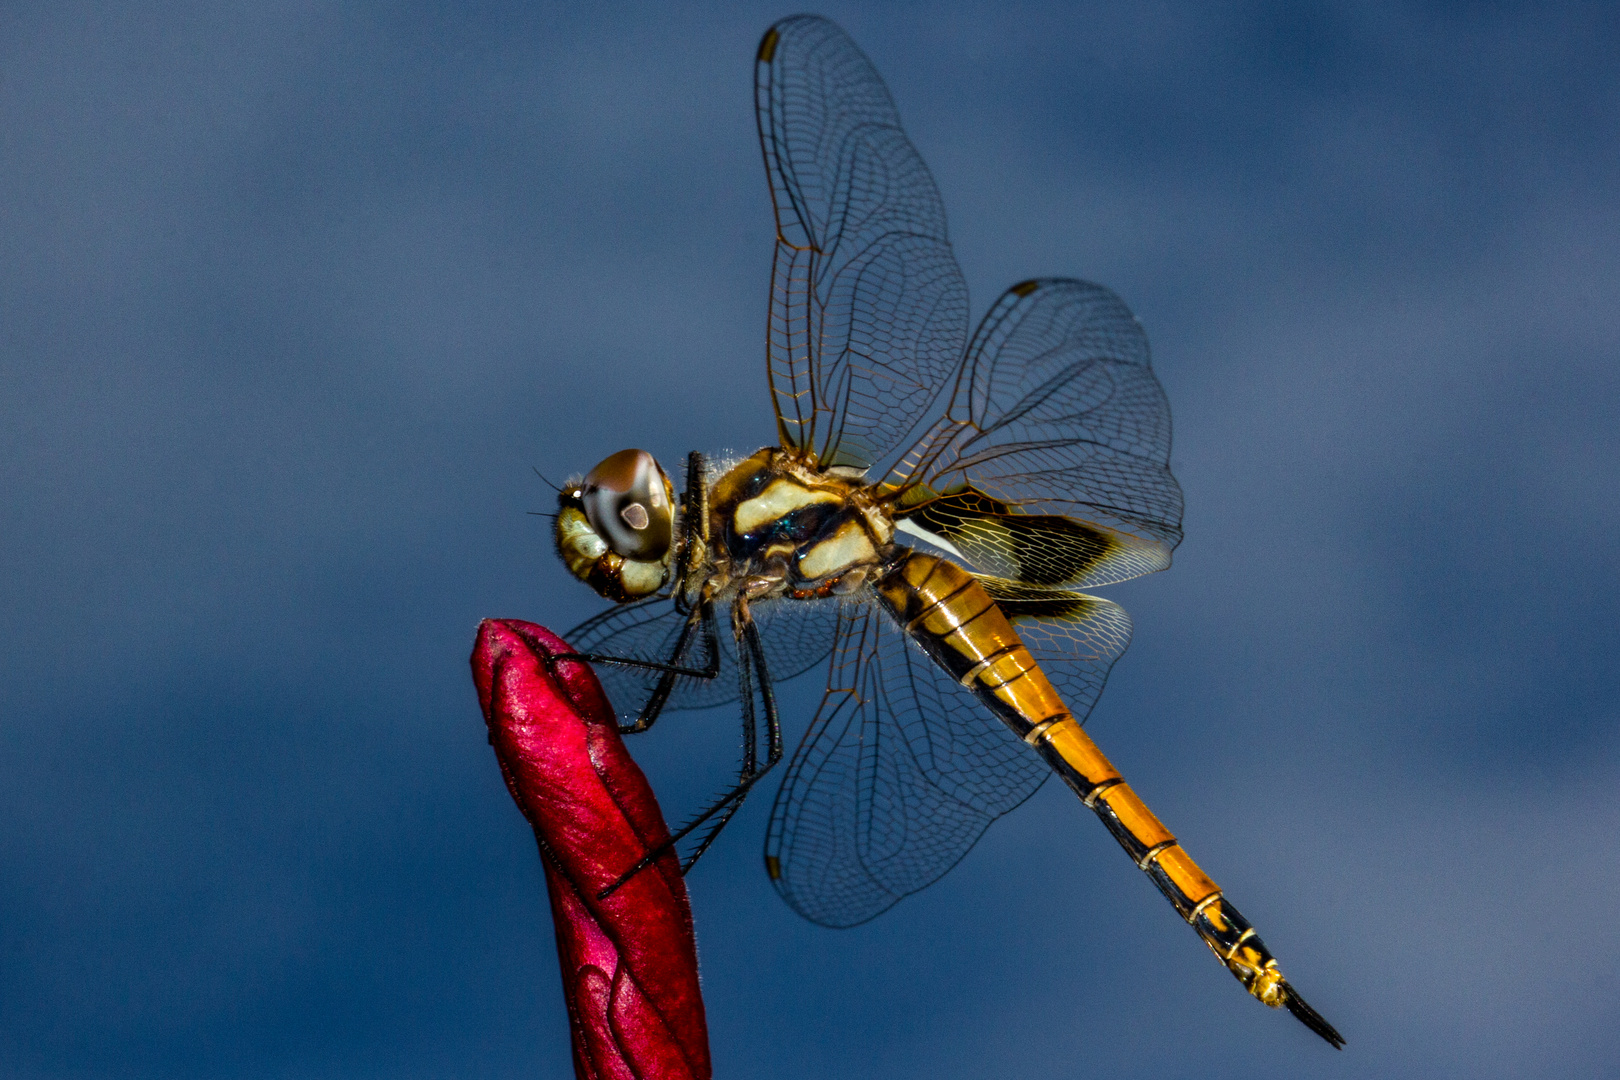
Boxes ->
[555,448,675,601]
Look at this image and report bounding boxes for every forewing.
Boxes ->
[906,278,1184,587]
[566,595,840,727]
[756,16,969,471]
[764,600,1050,928]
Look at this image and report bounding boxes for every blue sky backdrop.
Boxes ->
[2,2,1617,1077]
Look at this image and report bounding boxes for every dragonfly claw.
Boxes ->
[1281,984,1346,1050]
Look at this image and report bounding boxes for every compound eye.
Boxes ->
[580,448,673,561]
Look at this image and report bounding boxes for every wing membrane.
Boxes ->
[765,585,1132,928]
[895,278,1184,587]
[756,15,969,471]
[567,595,839,727]
[974,576,1133,725]
[765,602,1046,926]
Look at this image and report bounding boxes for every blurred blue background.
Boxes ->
[3,2,1617,1077]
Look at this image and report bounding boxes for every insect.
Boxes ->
[552,15,1341,1048]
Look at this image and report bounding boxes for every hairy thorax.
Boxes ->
[699,448,895,604]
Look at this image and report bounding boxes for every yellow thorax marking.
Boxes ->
[797,519,876,580]
[733,478,843,534]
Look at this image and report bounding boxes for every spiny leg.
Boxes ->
[598,612,782,899]
[671,450,709,593]
[679,613,781,867]
[550,598,721,735]
[618,600,721,735]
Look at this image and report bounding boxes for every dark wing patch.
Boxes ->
[755,15,969,472]
[896,484,1166,588]
[895,278,1183,587]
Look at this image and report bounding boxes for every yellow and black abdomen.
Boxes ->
[874,550,1343,1048]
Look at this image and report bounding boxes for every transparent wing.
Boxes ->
[976,576,1134,726]
[755,15,969,471]
[566,595,840,727]
[764,588,1131,928]
[752,596,845,691]
[898,278,1184,588]
[566,596,737,726]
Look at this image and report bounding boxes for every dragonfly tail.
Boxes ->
[1028,717,1345,1048]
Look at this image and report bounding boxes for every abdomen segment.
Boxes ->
[875,551,1343,1048]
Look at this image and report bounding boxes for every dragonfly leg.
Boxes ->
[551,598,722,735]
[670,450,709,598]
[677,612,782,868]
[597,611,782,900]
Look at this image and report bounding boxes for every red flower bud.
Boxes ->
[471,619,711,1080]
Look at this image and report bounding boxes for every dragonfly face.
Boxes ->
[550,16,1342,1049]
[555,448,675,602]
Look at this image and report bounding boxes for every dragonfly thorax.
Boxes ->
[705,448,894,601]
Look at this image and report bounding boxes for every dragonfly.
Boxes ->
[551,15,1341,1048]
